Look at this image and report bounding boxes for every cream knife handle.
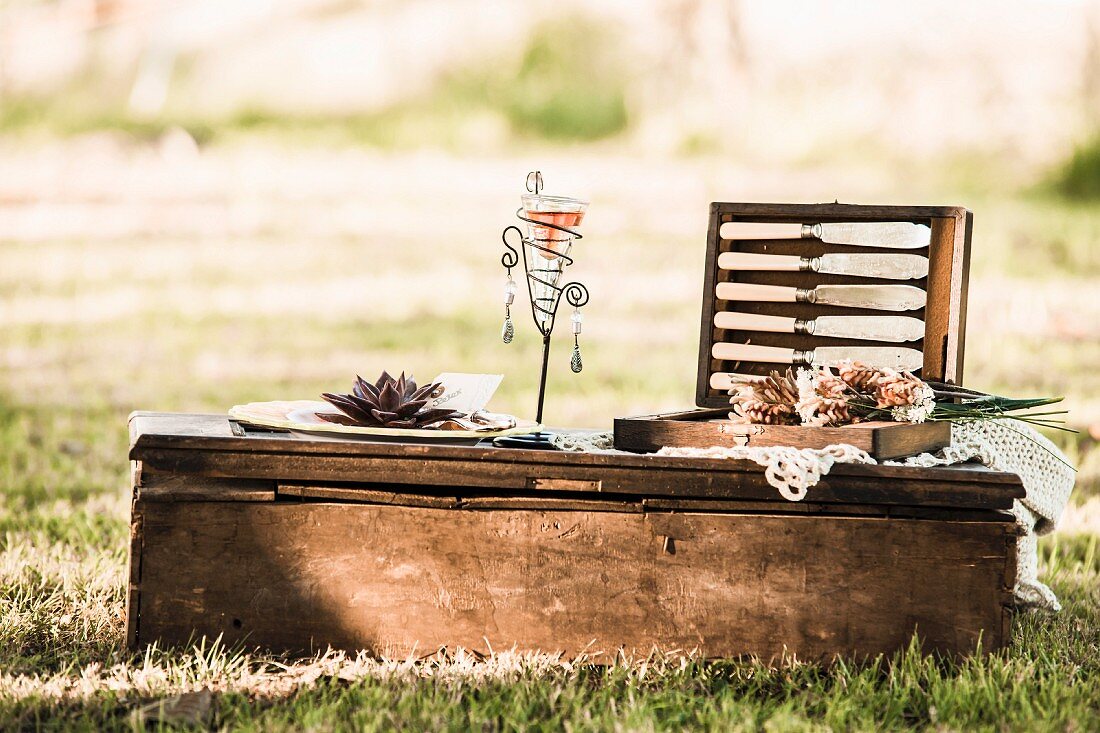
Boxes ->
[712,343,806,364]
[720,222,818,240]
[718,252,814,271]
[714,312,804,333]
[715,282,805,302]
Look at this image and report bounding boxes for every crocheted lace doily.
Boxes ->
[887,420,1075,610]
[552,421,1075,611]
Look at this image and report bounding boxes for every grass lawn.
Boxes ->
[0,140,1098,730]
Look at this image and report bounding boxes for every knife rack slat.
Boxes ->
[695,202,971,409]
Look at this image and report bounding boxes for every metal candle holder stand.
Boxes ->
[495,171,589,449]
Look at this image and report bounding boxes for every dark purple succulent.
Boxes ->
[320,371,461,428]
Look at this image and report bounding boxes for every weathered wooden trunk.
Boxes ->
[127,412,1022,662]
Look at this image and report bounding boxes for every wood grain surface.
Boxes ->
[613,413,950,459]
[128,413,1024,511]
[132,501,1016,660]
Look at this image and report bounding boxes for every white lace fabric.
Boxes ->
[549,431,617,452]
[654,443,876,502]
[889,420,1075,610]
[551,421,1075,611]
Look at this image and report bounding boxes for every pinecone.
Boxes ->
[797,394,852,426]
[728,370,800,425]
[817,395,852,425]
[815,370,848,399]
[795,368,852,426]
[320,371,462,428]
[836,360,883,394]
[766,369,799,402]
[732,397,796,425]
[874,370,926,408]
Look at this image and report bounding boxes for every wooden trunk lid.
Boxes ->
[129,412,1021,513]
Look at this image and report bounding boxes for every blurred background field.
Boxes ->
[2,0,1100,727]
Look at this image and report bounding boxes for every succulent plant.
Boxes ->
[320,371,461,429]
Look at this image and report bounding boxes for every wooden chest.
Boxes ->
[127,412,1022,661]
[615,202,972,455]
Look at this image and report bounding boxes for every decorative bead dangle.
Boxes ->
[570,307,583,373]
[501,274,517,343]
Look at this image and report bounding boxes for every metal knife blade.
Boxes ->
[814,284,926,311]
[817,253,928,280]
[817,222,930,249]
[813,346,923,371]
[814,315,925,342]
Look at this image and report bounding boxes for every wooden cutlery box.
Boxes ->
[614,202,972,458]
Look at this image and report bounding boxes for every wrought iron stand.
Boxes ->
[495,172,589,449]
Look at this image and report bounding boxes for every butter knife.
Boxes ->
[712,343,923,371]
[720,221,930,249]
[718,251,928,280]
[716,282,926,311]
[714,312,924,342]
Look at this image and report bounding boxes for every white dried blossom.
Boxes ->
[795,368,819,424]
[799,411,832,427]
[891,384,936,423]
[795,368,816,397]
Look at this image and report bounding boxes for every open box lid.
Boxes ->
[695,202,972,409]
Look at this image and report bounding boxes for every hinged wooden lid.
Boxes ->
[129,412,1022,511]
[696,202,972,409]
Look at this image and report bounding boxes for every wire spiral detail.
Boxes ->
[501,217,587,337]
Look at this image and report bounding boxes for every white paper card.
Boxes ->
[429,373,503,414]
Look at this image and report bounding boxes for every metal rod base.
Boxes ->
[492,431,559,450]
[535,334,551,425]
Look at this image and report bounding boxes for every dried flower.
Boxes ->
[874,369,928,408]
[795,367,853,426]
[836,361,882,393]
[728,362,950,428]
[817,371,848,398]
[890,383,936,423]
[728,370,800,425]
